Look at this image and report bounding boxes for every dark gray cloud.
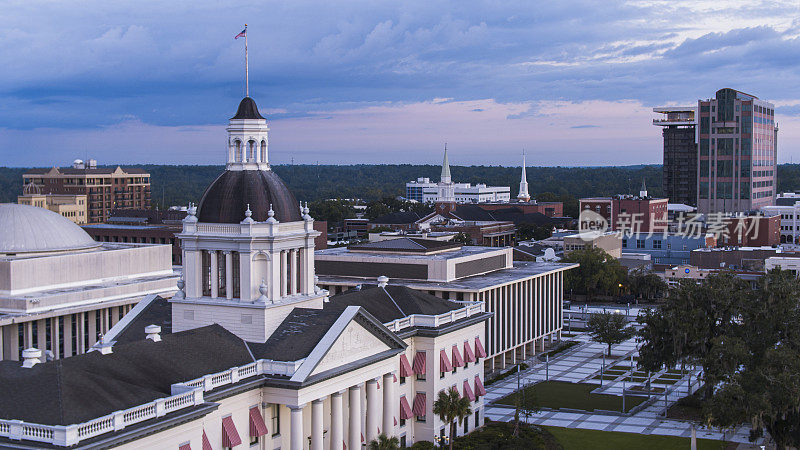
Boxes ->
[1,0,799,165]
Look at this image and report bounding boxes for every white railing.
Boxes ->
[0,387,204,446]
[385,302,485,332]
[196,223,241,234]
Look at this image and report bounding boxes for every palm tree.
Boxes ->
[368,433,400,450]
[432,389,471,450]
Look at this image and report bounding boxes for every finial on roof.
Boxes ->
[266,204,278,224]
[183,203,198,223]
[258,279,270,303]
[241,203,255,224]
[302,202,311,221]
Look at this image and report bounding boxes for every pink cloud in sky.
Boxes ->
[3,98,799,167]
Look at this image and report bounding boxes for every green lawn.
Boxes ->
[545,426,732,450]
[496,381,646,413]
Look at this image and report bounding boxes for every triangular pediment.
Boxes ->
[289,306,405,382]
[310,320,391,376]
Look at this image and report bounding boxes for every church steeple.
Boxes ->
[517,151,530,202]
[639,178,648,198]
[441,144,451,184]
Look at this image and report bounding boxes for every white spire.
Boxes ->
[440,143,451,184]
[517,150,531,202]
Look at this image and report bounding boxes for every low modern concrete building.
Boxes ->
[0,203,177,361]
[315,237,576,371]
[563,231,622,258]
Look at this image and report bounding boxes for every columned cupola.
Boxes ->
[172,97,324,343]
[226,97,271,171]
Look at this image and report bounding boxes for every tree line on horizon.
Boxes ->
[4,163,800,216]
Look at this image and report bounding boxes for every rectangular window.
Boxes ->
[653,240,662,249]
[699,139,709,156]
[271,404,281,437]
[700,117,709,134]
[699,182,709,199]
[636,240,645,249]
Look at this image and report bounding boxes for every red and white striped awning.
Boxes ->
[474,375,486,397]
[463,380,475,402]
[249,407,268,437]
[400,354,413,377]
[439,349,452,372]
[179,443,191,450]
[412,351,426,375]
[222,416,242,448]
[412,392,427,417]
[201,431,212,450]
[463,340,476,363]
[399,396,413,420]
[452,344,465,367]
[474,337,487,358]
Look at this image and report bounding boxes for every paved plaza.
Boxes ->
[483,331,764,446]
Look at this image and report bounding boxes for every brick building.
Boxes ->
[23,160,150,223]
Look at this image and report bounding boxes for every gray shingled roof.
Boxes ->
[326,285,460,323]
[0,325,252,426]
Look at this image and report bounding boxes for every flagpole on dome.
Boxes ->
[245,24,249,98]
[235,25,249,98]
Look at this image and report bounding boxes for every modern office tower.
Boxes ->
[653,107,698,206]
[697,88,778,213]
[22,159,151,223]
[655,88,778,213]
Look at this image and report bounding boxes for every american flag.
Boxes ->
[235,26,247,39]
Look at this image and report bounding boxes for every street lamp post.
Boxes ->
[601,352,605,387]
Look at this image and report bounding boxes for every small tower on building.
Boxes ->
[517,151,531,202]
[639,178,648,198]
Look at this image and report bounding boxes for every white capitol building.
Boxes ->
[0,95,493,450]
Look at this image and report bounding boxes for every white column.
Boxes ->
[348,386,362,450]
[224,251,233,300]
[365,379,379,442]
[239,251,252,301]
[290,405,304,450]
[382,373,395,437]
[210,251,218,298]
[290,249,298,296]
[311,399,324,450]
[330,392,343,450]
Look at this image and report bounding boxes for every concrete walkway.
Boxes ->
[484,332,764,446]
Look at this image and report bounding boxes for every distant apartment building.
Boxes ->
[653,107,698,206]
[761,192,800,244]
[22,159,151,223]
[17,183,87,225]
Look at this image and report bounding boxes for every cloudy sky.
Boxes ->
[2,0,800,167]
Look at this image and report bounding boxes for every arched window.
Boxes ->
[260,140,267,163]
[248,140,256,162]
[234,140,242,162]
